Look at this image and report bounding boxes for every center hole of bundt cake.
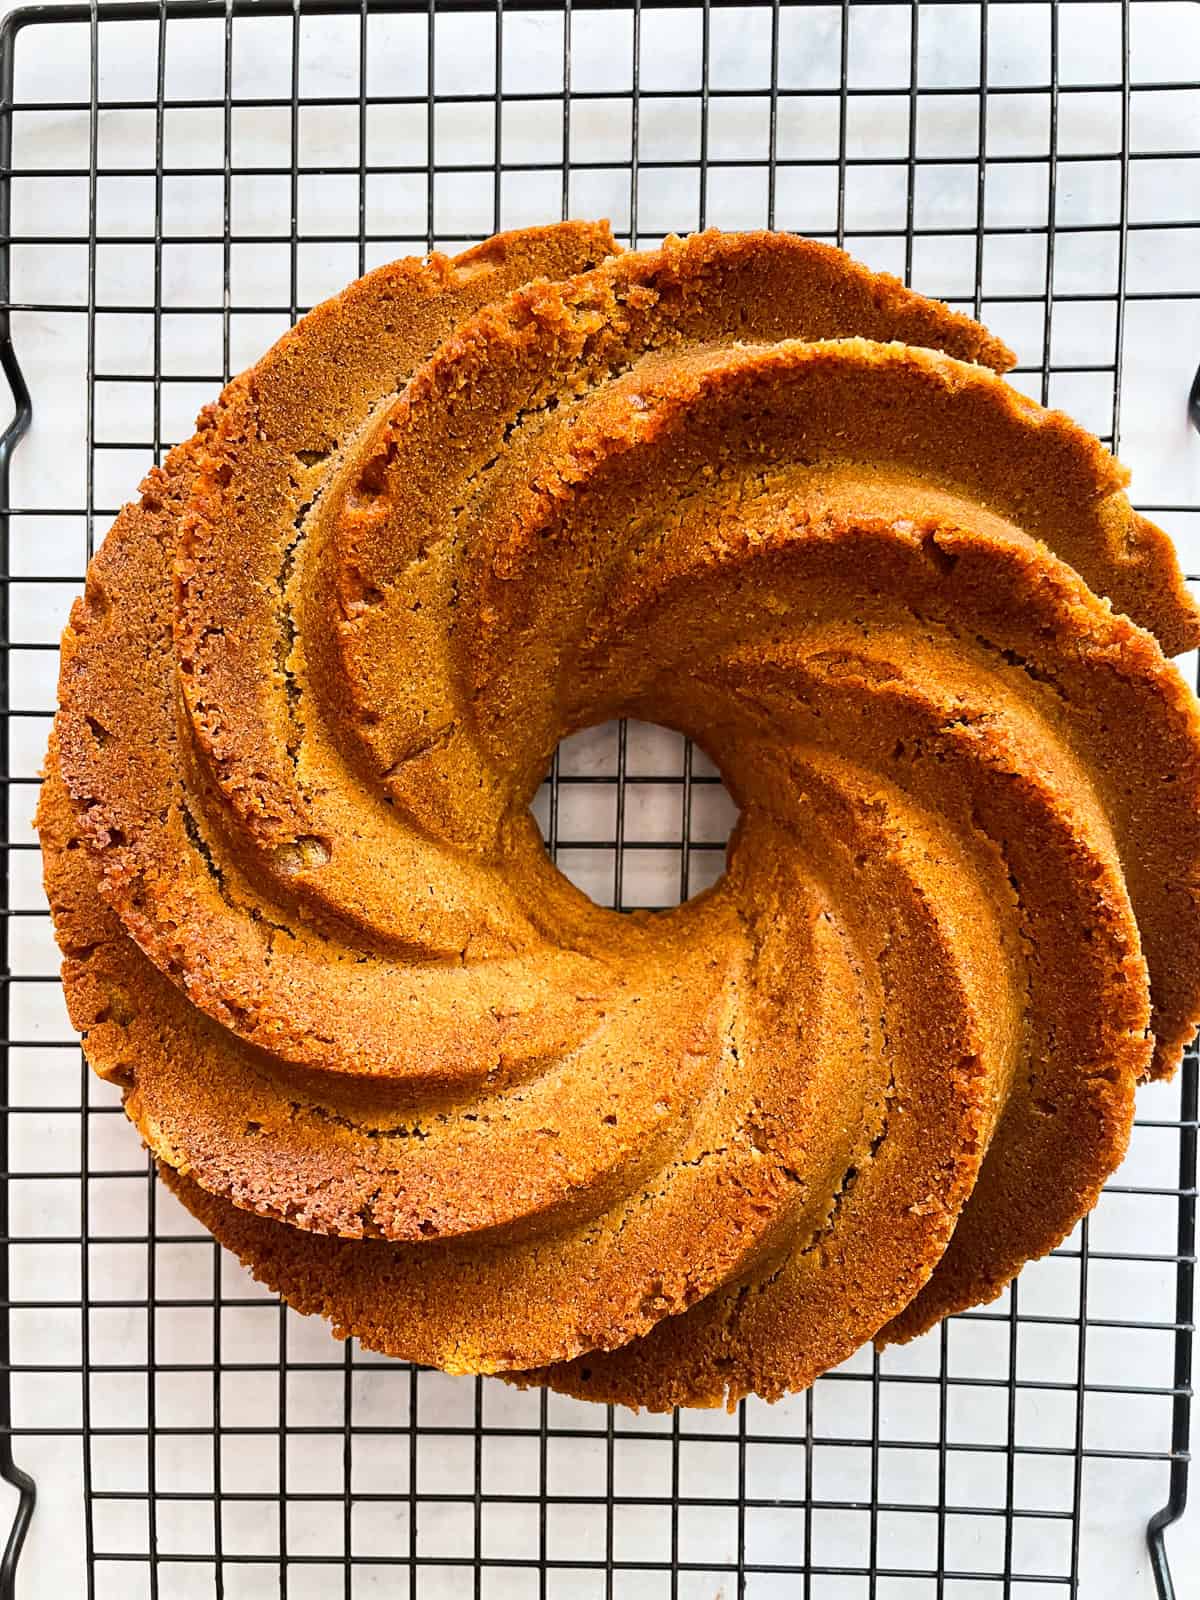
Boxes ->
[532,719,740,912]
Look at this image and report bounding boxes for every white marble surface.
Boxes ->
[0,2,1196,1595]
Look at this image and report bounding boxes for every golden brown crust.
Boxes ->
[37,224,1200,1409]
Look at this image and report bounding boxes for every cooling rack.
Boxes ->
[0,1,1195,1595]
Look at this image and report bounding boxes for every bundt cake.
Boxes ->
[38,223,1200,1410]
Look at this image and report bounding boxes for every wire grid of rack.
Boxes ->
[0,1,1195,1595]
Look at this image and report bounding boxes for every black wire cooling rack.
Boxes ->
[0,1,1195,1595]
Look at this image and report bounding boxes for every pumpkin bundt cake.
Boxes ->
[38,223,1200,1410]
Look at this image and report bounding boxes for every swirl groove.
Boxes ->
[38,224,1200,1409]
